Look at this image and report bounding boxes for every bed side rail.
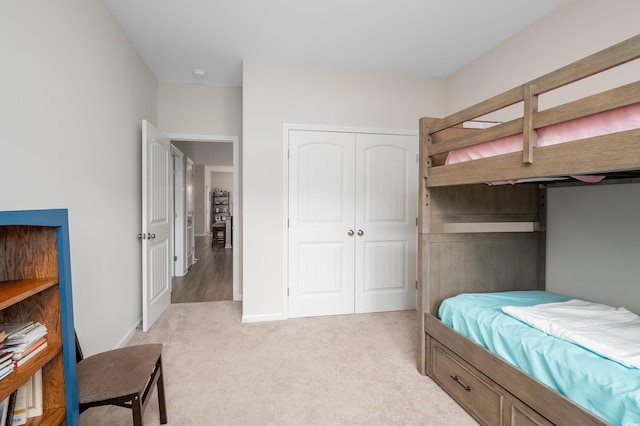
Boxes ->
[424,34,640,169]
[429,34,640,134]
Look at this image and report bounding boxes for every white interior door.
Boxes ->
[171,145,186,277]
[186,158,195,267]
[288,131,356,317]
[288,130,417,318]
[141,120,172,331]
[354,133,417,313]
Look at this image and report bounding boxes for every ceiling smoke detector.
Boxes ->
[192,68,207,79]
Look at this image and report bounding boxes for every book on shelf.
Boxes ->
[10,337,47,361]
[0,351,13,380]
[0,369,42,426]
[4,323,47,346]
[0,364,13,381]
[3,392,16,426]
[13,340,47,369]
[10,381,27,426]
[0,324,32,339]
[0,322,48,369]
[0,352,12,366]
[26,369,42,419]
[0,394,10,426]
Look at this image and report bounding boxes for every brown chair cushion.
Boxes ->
[76,343,162,404]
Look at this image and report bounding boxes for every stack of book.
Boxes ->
[0,322,48,369]
[0,331,10,381]
[0,352,12,381]
[0,369,42,426]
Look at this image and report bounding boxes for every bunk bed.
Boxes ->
[418,34,640,426]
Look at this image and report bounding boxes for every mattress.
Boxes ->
[445,103,640,184]
[438,290,640,425]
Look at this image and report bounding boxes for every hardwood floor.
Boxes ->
[171,235,233,303]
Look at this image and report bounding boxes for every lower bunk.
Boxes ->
[425,291,640,426]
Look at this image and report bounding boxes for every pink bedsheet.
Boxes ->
[445,103,640,184]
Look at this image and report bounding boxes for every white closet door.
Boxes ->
[354,133,417,313]
[288,131,356,317]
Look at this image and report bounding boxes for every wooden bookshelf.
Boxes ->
[0,210,79,425]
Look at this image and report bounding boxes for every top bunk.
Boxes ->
[420,34,640,188]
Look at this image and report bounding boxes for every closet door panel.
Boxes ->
[288,131,356,317]
[355,133,417,313]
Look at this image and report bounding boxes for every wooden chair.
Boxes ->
[75,333,168,425]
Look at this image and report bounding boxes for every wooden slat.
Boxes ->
[430,222,538,233]
[429,86,524,134]
[522,84,538,164]
[537,80,640,128]
[427,129,640,187]
[429,119,522,156]
[531,34,640,95]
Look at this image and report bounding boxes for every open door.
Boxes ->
[141,120,172,331]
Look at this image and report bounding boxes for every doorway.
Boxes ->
[168,133,241,303]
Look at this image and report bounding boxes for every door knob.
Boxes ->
[137,233,156,239]
[347,230,354,236]
[357,230,364,236]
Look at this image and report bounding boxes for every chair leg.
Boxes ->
[156,357,168,424]
[132,394,143,426]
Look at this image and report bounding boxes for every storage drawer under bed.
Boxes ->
[427,337,553,426]
[430,339,504,425]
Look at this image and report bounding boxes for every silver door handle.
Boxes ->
[148,233,156,239]
[347,230,354,236]
[357,230,364,236]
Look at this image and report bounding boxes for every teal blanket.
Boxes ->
[439,291,640,425]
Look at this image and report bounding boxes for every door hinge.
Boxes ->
[416,217,418,226]
[287,287,290,297]
[416,280,418,289]
[174,256,178,261]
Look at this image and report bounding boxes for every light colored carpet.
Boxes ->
[80,302,477,425]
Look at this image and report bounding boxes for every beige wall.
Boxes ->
[445,0,640,117]
[0,0,157,355]
[242,62,444,320]
[158,82,242,136]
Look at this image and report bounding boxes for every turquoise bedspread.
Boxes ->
[439,291,640,425]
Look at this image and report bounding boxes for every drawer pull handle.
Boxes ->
[450,375,472,392]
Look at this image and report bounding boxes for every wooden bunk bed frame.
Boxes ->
[418,34,640,426]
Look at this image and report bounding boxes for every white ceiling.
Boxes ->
[103,0,568,87]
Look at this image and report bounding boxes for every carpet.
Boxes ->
[79,301,476,425]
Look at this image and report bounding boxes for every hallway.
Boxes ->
[171,235,233,303]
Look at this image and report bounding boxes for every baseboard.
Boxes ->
[242,312,286,323]
[118,319,142,348]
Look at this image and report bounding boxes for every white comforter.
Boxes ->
[502,299,640,369]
